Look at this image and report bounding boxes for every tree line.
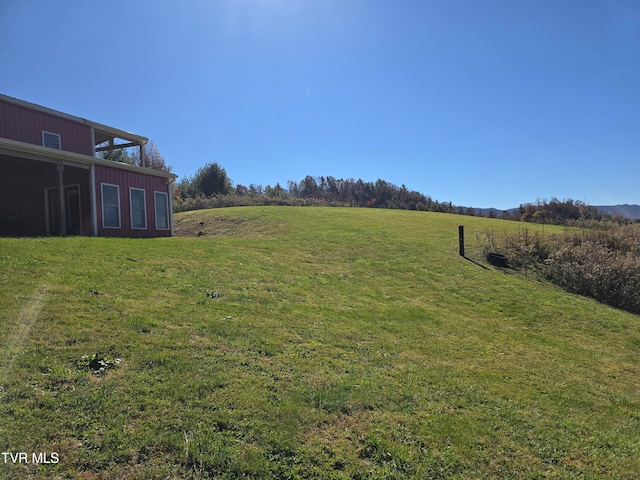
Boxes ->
[174,163,457,214]
[173,162,633,227]
[509,198,613,224]
[96,153,628,226]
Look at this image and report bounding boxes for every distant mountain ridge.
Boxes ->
[594,204,640,220]
[474,204,640,220]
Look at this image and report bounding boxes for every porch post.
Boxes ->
[90,164,98,236]
[140,143,145,168]
[168,180,175,236]
[57,163,67,236]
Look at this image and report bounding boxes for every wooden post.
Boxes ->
[57,163,67,236]
[459,225,465,257]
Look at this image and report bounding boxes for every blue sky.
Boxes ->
[1,0,638,209]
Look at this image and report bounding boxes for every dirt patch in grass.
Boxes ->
[174,213,247,237]
[174,210,283,238]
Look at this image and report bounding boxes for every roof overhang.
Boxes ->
[92,123,148,147]
[0,137,176,179]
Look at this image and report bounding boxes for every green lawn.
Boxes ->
[0,207,638,479]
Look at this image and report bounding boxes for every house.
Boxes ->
[0,94,177,237]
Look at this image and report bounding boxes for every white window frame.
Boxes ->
[154,191,170,231]
[42,131,61,149]
[101,183,121,229]
[129,187,147,230]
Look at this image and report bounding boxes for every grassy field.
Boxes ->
[0,207,638,479]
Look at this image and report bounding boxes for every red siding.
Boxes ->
[94,164,172,238]
[0,99,94,155]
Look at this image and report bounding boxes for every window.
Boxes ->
[130,188,147,229]
[42,131,61,149]
[154,191,169,230]
[101,184,121,228]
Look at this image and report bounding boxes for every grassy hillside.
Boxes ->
[0,207,638,479]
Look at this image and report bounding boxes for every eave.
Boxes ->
[0,137,176,179]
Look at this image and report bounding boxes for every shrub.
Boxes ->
[478,222,640,314]
[544,242,640,314]
[172,194,348,213]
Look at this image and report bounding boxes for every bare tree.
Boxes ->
[140,141,172,173]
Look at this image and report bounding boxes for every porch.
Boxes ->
[0,155,92,236]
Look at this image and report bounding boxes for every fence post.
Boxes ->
[459,225,465,257]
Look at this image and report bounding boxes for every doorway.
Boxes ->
[45,185,82,236]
